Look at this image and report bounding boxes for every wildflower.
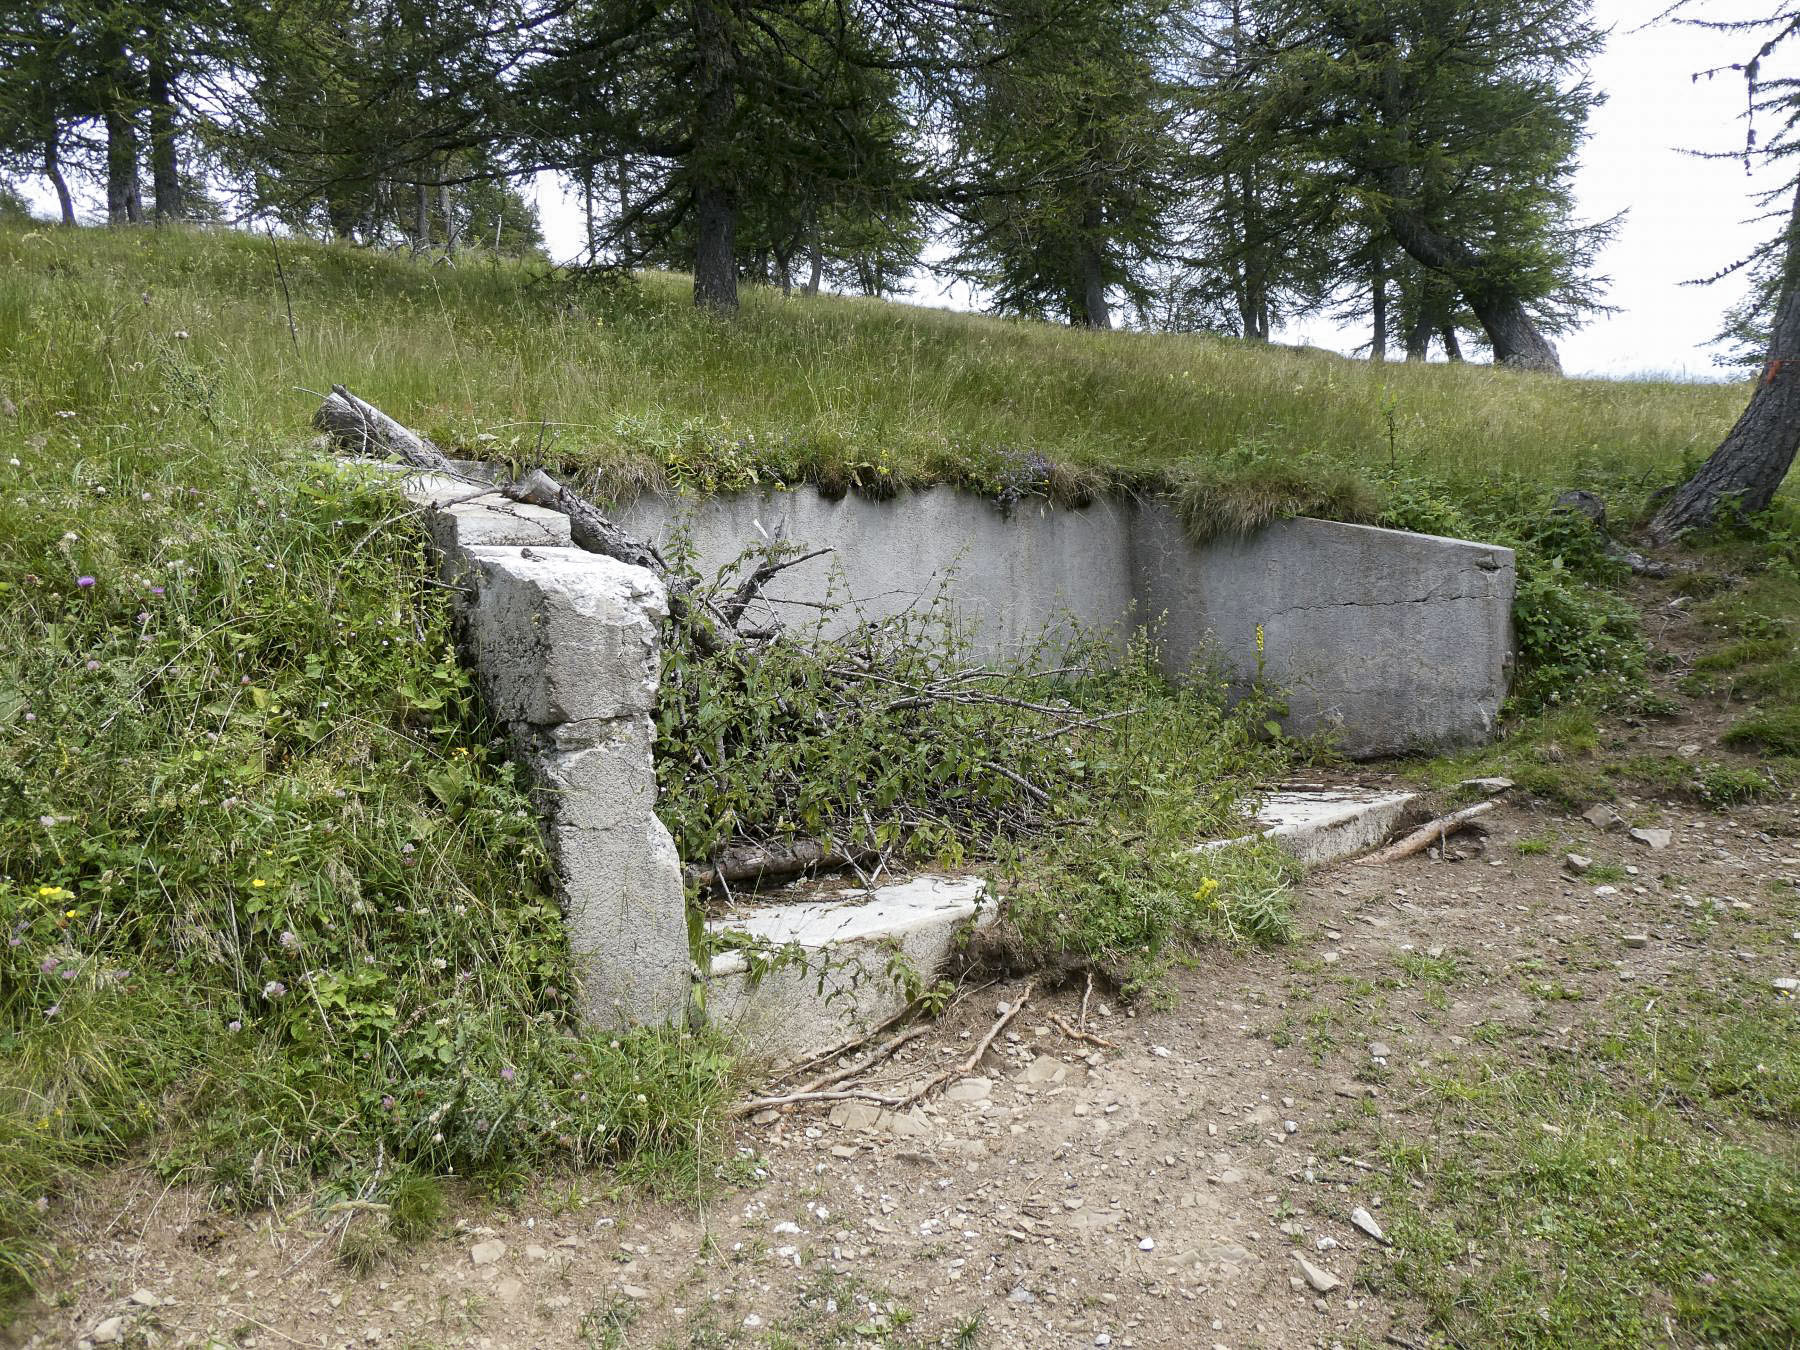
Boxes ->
[1194,877,1221,903]
[250,878,268,889]
[431,957,447,971]
[43,1004,59,1018]
[278,930,299,951]
[60,968,76,981]
[7,458,17,467]
[500,1066,516,1082]
[1255,624,1265,655]
[38,816,54,829]
[85,659,100,671]
[137,611,150,624]
[40,957,57,974]
[149,585,164,595]
[227,1019,241,1032]
[262,980,287,998]
[34,1197,47,1212]
[54,410,75,420]
[23,712,34,722]
[76,576,94,588]
[63,909,76,919]
[401,842,415,855]
[7,937,20,947]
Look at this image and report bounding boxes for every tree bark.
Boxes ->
[43,136,75,226]
[414,181,429,252]
[804,205,823,295]
[1647,284,1800,543]
[690,0,739,311]
[1440,323,1462,362]
[1370,255,1388,362]
[102,21,141,226]
[439,178,456,260]
[147,47,181,221]
[1386,206,1560,372]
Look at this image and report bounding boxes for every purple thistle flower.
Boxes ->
[39,957,57,974]
[149,586,164,596]
[500,1066,516,1082]
[381,1095,395,1110]
[76,576,94,588]
[60,968,76,981]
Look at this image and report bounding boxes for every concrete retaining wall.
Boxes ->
[616,489,1515,756]
[392,467,1514,1043]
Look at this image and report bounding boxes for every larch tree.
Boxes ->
[1649,4,1800,542]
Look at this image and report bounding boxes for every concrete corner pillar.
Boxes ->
[460,545,690,1028]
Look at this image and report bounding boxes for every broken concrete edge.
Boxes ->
[374,463,693,1031]
[1196,788,1422,869]
[703,877,994,1065]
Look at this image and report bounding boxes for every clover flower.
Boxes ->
[76,576,94,588]
[262,980,287,999]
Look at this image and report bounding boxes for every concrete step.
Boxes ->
[704,875,993,1064]
[1197,785,1419,866]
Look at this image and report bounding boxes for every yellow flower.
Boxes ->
[1194,877,1220,901]
[251,878,268,888]
[1255,624,1265,655]
[64,909,77,919]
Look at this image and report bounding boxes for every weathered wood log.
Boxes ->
[314,385,455,472]
[1356,800,1497,866]
[685,838,882,891]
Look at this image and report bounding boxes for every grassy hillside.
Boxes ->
[0,223,1745,521]
[0,224,1780,1314]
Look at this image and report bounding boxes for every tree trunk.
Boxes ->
[804,206,823,295]
[147,47,181,222]
[582,167,596,256]
[43,136,75,226]
[690,0,739,311]
[1370,256,1388,362]
[439,178,456,259]
[1386,206,1559,372]
[1074,197,1110,329]
[1647,283,1800,543]
[1440,323,1462,362]
[414,181,429,252]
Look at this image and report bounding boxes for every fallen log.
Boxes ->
[686,838,881,891]
[314,385,455,473]
[1355,800,1498,866]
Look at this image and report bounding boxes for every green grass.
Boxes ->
[1385,981,1800,1348]
[0,222,1744,518]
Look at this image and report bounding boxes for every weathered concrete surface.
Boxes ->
[616,487,1136,662]
[456,544,690,1028]
[619,488,1513,756]
[1195,787,1421,867]
[705,876,994,1063]
[396,463,691,1030]
[1132,510,1515,755]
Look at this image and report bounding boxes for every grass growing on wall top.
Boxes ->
[0,222,1745,523]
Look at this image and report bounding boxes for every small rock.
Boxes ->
[772,1221,801,1235]
[1629,827,1673,851]
[1096,1335,1113,1347]
[1138,1237,1156,1252]
[1020,1057,1066,1085]
[1582,804,1626,831]
[524,1244,549,1261]
[495,1278,524,1303]
[469,1239,506,1266]
[1774,978,1799,994]
[1315,1235,1338,1251]
[1151,1045,1172,1059]
[1564,853,1592,875]
[1677,743,1702,758]
[752,1109,779,1125]
[945,1077,992,1103]
[1368,1041,1392,1060]
[1459,776,1515,794]
[1349,1206,1386,1243]
[620,1284,650,1300]
[1622,933,1649,950]
[129,1290,159,1307]
[1594,885,1619,898]
[90,1317,126,1346]
[830,1145,858,1159]
[1008,1287,1037,1304]
[1295,1255,1342,1293]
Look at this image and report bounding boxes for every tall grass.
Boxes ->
[0,222,1746,521]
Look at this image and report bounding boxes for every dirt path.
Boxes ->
[12,764,1797,1350]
